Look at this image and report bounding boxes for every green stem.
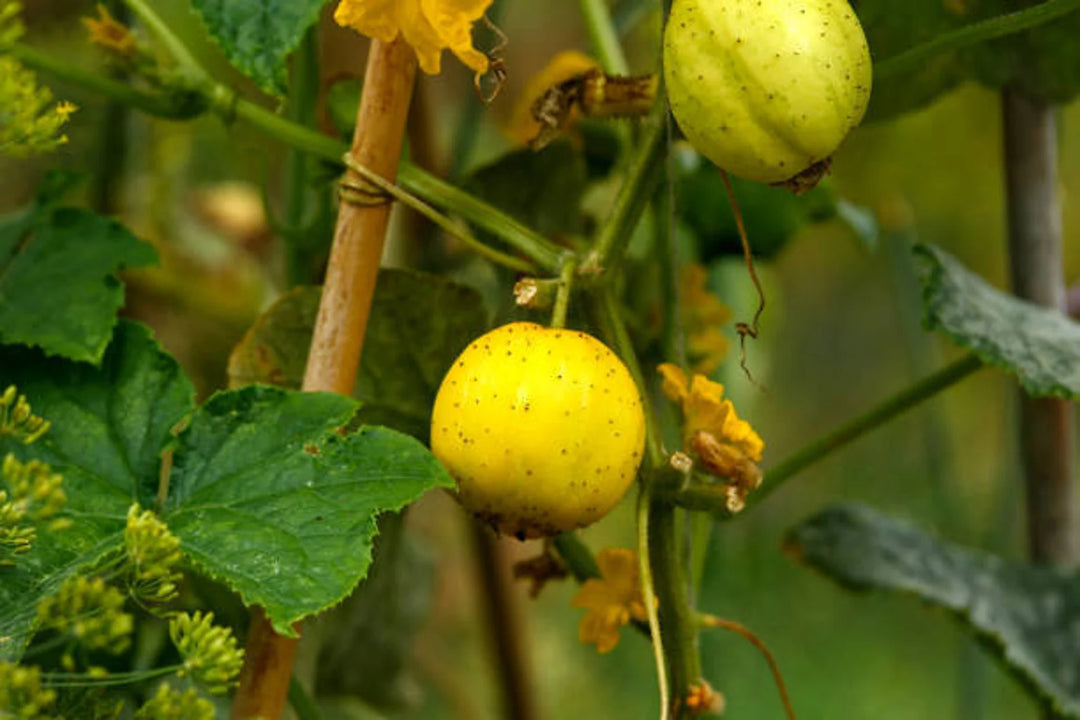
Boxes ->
[638,483,670,720]
[9,42,198,118]
[550,257,578,329]
[122,0,210,87]
[341,153,538,273]
[553,532,600,580]
[397,165,566,272]
[649,498,701,717]
[597,285,664,466]
[15,42,567,273]
[582,112,666,275]
[668,353,985,514]
[282,27,322,285]
[873,0,1080,82]
[580,0,631,75]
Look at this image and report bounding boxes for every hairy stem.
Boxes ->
[231,38,417,720]
[582,113,666,275]
[1001,88,1078,570]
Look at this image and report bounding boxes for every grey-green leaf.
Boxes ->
[164,385,453,635]
[787,502,1080,717]
[0,321,194,659]
[915,243,1080,399]
[0,181,157,364]
[189,0,327,95]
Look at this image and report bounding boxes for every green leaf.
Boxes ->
[786,502,1080,717]
[859,0,1080,120]
[189,0,326,96]
[0,176,157,364]
[164,385,453,635]
[227,269,488,441]
[464,141,587,240]
[915,243,1080,399]
[0,321,194,659]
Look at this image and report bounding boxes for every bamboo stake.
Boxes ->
[230,37,417,720]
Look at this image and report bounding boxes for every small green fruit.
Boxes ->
[430,323,646,539]
[664,0,872,183]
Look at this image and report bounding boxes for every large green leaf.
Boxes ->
[0,321,194,660]
[0,174,157,364]
[227,269,488,441]
[164,385,453,635]
[189,0,327,96]
[787,502,1080,717]
[858,0,1080,120]
[915,243,1080,399]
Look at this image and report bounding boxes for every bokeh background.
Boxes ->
[3,1,1080,718]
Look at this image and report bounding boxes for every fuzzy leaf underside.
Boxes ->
[227,269,488,442]
[0,321,193,659]
[0,175,157,364]
[164,385,453,635]
[915,243,1080,399]
[188,0,327,95]
[787,502,1080,717]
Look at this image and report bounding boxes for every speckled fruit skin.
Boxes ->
[664,0,872,183]
[430,322,646,539]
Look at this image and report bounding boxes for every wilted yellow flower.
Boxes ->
[334,0,492,75]
[571,548,651,653]
[82,4,136,57]
[659,364,764,512]
[505,50,599,146]
[681,264,731,376]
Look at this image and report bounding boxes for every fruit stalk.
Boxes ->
[230,36,417,720]
[1001,88,1079,570]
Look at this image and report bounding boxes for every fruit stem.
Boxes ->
[550,257,578,329]
[666,353,985,515]
[231,37,417,720]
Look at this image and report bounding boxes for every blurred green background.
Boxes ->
[3,1,1079,718]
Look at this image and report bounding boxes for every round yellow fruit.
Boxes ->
[430,322,646,539]
[664,0,872,183]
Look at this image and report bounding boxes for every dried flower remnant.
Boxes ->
[659,364,764,512]
[82,4,136,58]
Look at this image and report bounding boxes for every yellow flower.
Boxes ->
[505,50,599,147]
[571,548,650,653]
[82,4,136,58]
[334,0,492,75]
[681,264,731,376]
[659,364,764,512]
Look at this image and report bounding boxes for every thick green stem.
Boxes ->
[553,533,601,580]
[668,353,985,514]
[649,499,701,718]
[15,43,566,273]
[874,0,1080,82]
[582,112,665,275]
